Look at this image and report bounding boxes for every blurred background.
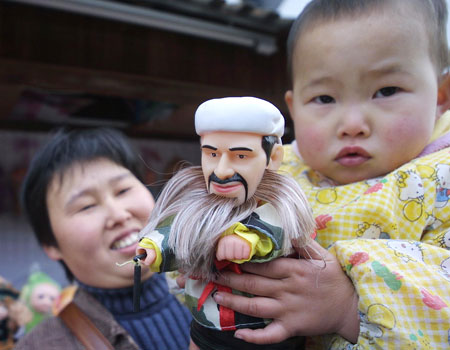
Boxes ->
[0,0,300,290]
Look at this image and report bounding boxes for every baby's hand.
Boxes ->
[216,234,251,261]
[136,247,156,266]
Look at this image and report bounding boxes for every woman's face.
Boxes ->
[45,158,155,288]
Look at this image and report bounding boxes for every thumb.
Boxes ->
[234,321,291,345]
[294,239,329,261]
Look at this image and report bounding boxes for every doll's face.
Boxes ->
[0,303,7,320]
[30,283,60,314]
[201,131,268,205]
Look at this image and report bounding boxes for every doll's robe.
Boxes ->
[138,202,287,331]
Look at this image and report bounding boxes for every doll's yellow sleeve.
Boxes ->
[221,222,273,264]
[138,238,163,273]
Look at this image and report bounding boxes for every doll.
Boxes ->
[136,97,316,350]
[0,277,31,350]
[20,272,60,333]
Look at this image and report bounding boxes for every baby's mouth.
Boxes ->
[335,147,371,166]
[111,232,139,250]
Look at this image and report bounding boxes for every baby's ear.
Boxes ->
[285,90,294,120]
[267,143,284,171]
[437,73,450,117]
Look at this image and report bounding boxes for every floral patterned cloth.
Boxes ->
[280,127,450,349]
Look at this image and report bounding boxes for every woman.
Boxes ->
[16,127,192,350]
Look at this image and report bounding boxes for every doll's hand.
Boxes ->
[213,240,360,344]
[216,234,251,261]
[136,247,156,266]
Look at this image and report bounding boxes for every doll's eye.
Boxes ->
[238,154,246,159]
[211,152,217,157]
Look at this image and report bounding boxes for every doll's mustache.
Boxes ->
[208,172,248,202]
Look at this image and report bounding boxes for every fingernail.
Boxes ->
[234,332,243,340]
[213,292,223,303]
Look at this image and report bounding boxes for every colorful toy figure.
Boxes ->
[136,97,316,350]
[20,272,60,333]
[0,277,31,350]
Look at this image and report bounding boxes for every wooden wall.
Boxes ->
[0,1,291,139]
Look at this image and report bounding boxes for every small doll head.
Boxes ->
[195,97,285,205]
[29,282,60,314]
[20,272,60,333]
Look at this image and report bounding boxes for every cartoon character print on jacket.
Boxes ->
[439,257,450,281]
[436,164,450,208]
[281,143,450,350]
[395,170,426,222]
[386,240,424,263]
[356,222,390,239]
[359,304,396,345]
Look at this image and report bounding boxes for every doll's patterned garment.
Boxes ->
[138,202,286,331]
[280,144,450,350]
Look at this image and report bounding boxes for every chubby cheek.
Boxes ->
[133,192,155,223]
[381,117,429,151]
[57,219,102,256]
[295,125,328,159]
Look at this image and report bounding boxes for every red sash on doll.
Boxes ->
[196,260,242,330]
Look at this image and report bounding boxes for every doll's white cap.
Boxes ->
[195,96,285,140]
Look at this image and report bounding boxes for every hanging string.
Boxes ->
[116,253,147,312]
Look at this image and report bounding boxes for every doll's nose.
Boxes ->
[214,156,235,179]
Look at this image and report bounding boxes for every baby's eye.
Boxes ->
[374,86,399,98]
[313,95,335,104]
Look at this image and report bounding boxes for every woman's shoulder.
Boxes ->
[14,315,80,350]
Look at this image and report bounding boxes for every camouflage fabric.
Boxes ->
[140,203,286,331]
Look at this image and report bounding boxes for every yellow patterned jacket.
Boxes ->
[279,114,450,350]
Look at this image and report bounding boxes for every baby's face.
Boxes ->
[286,10,439,184]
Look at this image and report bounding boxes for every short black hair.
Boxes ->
[21,127,145,280]
[287,0,449,86]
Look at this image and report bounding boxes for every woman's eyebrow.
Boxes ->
[65,188,92,209]
[65,172,131,208]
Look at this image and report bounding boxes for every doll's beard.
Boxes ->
[140,166,315,281]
